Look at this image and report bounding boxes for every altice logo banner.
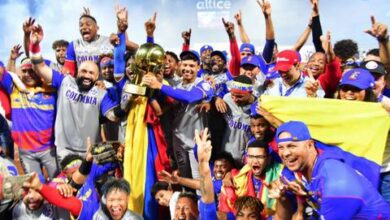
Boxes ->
[196,0,232,29]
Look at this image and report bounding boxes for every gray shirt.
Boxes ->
[222,93,252,160]
[172,78,208,150]
[70,35,114,68]
[52,72,117,153]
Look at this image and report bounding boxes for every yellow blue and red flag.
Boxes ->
[123,97,171,219]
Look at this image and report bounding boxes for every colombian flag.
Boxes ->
[124,97,171,219]
[260,95,390,187]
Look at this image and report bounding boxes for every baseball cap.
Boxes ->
[339,68,375,90]
[241,55,260,68]
[200,45,213,55]
[276,121,311,144]
[274,50,300,72]
[240,43,255,54]
[210,50,227,63]
[0,61,4,67]
[180,50,200,64]
[100,57,114,68]
[360,60,386,77]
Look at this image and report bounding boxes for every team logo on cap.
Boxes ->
[277,57,290,62]
[349,71,360,80]
[247,56,252,62]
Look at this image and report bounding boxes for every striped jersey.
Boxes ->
[0,72,56,152]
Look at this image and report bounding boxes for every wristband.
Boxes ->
[79,159,92,176]
[378,35,389,43]
[69,180,83,190]
[29,43,41,55]
[31,58,44,65]
[29,43,43,64]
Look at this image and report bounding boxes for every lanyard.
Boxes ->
[278,75,304,97]
[252,175,265,199]
[378,94,383,102]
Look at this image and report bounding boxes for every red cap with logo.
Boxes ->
[274,50,300,72]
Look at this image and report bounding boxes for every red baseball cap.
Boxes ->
[274,50,300,72]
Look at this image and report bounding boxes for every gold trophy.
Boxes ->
[123,43,165,96]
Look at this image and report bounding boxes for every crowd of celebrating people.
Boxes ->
[1,0,390,219]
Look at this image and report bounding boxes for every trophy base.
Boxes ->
[124,84,147,96]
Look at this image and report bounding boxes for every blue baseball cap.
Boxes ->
[210,50,227,63]
[0,61,4,67]
[276,121,311,144]
[180,50,200,64]
[200,45,213,55]
[100,57,114,68]
[339,68,375,90]
[240,43,255,54]
[241,55,260,68]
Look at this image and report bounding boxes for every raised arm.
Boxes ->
[196,128,214,203]
[115,5,139,52]
[293,23,312,52]
[113,32,126,81]
[22,17,35,57]
[293,1,315,52]
[320,31,335,63]
[311,0,325,52]
[365,16,390,84]
[234,10,250,44]
[224,18,241,76]
[181,28,191,52]
[257,0,275,63]
[6,45,23,73]
[145,12,157,43]
[29,25,53,84]
[112,7,129,81]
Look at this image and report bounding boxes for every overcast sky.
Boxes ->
[0,0,389,63]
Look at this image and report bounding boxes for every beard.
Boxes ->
[76,77,95,92]
[57,57,66,65]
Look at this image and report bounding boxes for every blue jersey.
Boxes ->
[76,162,118,219]
[301,153,390,219]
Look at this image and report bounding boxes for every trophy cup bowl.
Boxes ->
[124,43,165,96]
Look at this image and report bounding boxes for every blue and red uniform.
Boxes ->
[0,71,56,152]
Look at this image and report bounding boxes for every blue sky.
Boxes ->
[0,0,389,63]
